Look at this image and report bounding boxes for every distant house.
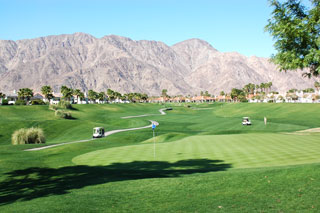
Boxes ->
[50,93,62,104]
[191,96,215,103]
[149,97,169,103]
[5,91,18,105]
[216,95,232,102]
[172,97,186,103]
[31,93,45,101]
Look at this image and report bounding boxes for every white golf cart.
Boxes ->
[242,117,251,125]
[93,127,105,138]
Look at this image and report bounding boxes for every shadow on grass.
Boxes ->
[0,159,231,205]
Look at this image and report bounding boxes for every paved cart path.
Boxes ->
[121,108,167,119]
[25,109,167,151]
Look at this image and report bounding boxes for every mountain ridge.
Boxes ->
[0,33,315,96]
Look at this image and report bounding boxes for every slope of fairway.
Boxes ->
[0,104,159,145]
[1,103,320,212]
[73,133,320,169]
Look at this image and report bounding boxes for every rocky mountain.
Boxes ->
[0,33,316,96]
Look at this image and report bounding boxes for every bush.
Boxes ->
[12,127,45,145]
[31,99,45,105]
[55,110,72,119]
[15,100,26,105]
[1,99,8,105]
[49,104,59,111]
[58,100,73,109]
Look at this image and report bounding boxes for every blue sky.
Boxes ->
[0,0,305,57]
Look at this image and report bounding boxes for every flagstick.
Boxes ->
[153,129,156,158]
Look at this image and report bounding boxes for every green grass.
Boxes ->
[73,133,320,168]
[0,102,320,212]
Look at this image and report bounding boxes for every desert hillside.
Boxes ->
[0,33,315,95]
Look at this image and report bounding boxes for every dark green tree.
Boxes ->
[73,89,84,103]
[314,81,320,91]
[255,84,260,93]
[141,93,149,102]
[18,88,34,102]
[98,92,106,102]
[161,89,168,97]
[41,85,54,102]
[303,88,315,93]
[204,91,210,97]
[231,88,247,102]
[0,92,6,99]
[60,86,73,101]
[88,90,98,102]
[107,89,115,102]
[266,0,320,77]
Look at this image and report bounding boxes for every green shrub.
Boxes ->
[11,129,28,145]
[26,128,46,144]
[31,99,45,105]
[12,127,45,145]
[15,100,26,105]
[1,99,8,105]
[58,100,73,109]
[49,104,59,111]
[55,110,72,119]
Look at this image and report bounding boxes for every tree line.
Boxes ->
[1,86,149,104]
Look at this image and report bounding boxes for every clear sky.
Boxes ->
[0,0,300,57]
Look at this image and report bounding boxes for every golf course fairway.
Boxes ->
[73,133,320,168]
[0,103,320,212]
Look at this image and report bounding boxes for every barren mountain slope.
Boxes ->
[0,33,315,96]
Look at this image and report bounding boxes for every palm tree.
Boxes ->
[41,85,53,102]
[18,88,34,102]
[134,93,142,103]
[141,93,149,102]
[73,89,83,103]
[60,85,68,94]
[88,90,98,103]
[0,92,5,99]
[260,83,265,93]
[249,83,255,94]
[126,93,133,102]
[314,81,320,92]
[112,92,122,103]
[107,89,115,102]
[98,92,106,102]
[161,89,168,97]
[79,91,85,101]
[243,84,250,94]
[60,86,73,101]
[255,84,260,94]
[267,82,273,94]
[0,92,5,105]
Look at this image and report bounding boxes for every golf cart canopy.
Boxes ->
[242,117,251,125]
[93,127,105,138]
